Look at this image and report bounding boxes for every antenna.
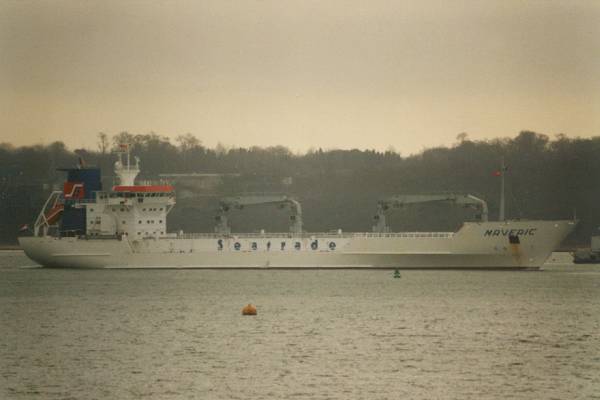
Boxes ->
[499,157,506,221]
[114,143,139,186]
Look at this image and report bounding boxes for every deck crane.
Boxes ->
[215,195,303,234]
[372,193,489,233]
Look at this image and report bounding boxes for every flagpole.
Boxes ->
[499,157,505,221]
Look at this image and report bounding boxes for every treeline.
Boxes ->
[1,131,598,246]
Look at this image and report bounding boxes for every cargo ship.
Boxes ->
[19,149,575,269]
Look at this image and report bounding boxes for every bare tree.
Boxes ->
[97,132,109,155]
[112,131,135,150]
[176,133,201,152]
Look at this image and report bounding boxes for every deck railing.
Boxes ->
[173,231,454,240]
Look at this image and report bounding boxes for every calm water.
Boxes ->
[1,251,599,399]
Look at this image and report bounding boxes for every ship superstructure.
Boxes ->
[19,149,576,269]
[33,149,174,241]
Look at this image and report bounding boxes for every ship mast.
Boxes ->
[114,143,140,186]
[499,157,506,221]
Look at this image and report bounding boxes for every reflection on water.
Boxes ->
[1,251,599,399]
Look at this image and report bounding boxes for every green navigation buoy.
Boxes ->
[394,268,401,278]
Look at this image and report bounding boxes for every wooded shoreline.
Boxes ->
[1,131,598,246]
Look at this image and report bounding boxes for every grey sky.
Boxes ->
[1,0,599,154]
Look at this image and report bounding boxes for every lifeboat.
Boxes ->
[45,204,64,225]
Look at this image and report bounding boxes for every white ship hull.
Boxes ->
[19,220,575,269]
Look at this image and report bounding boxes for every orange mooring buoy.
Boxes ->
[242,303,257,316]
